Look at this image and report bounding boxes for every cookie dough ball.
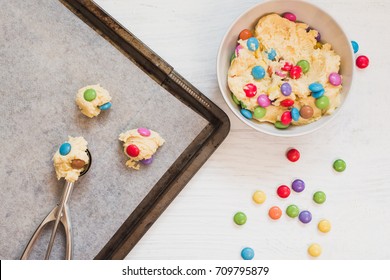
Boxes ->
[118,128,165,170]
[76,84,112,118]
[53,136,89,182]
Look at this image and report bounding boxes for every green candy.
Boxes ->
[233,212,247,225]
[239,101,247,109]
[275,121,289,129]
[297,60,310,73]
[253,106,266,119]
[315,96,329,109]
[230,52,236,64]
[83,88,97,102]
[231,94,240,105]
[333,159,346,172]
[313,191,326,204]
[286,205,299,218]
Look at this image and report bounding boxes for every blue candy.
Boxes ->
[59,142,71,156]
[140,156,153,165]
[291,107,300,121]
[247,37,259,51]
[308,82,323,93]
[241,247,255,260]
[240,108,253,119]
[251,66,265,80]
[99,102,112,111]
[312,89,325,99]
[351,40,359,54]
[267,48,277,60]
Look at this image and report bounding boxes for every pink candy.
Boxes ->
[138,128,151,137]
[235,45,243,57]
[257,94,271,107]
[328,73,342,86]
[283,12,296,22]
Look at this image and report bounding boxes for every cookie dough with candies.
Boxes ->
[75,84,112,118]
[53,136,89,182]
[118,128,165,170]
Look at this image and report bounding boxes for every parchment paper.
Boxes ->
[0,0,208,259]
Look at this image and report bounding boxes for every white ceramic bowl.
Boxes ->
[217,0,354,136]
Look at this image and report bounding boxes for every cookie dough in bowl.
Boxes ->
[119,128,165,170]
[76,84,112,118]
[53,136,89,182]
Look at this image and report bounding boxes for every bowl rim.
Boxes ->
[216,0,355,137]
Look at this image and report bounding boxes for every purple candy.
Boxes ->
[292,179,305,192]
[306,27,321,41]
[138,127,151,137]
[281,82,292,96]
[140,156,153,165]
[257,94,271,107]
[328,72,342,86]
[299,210,312,224]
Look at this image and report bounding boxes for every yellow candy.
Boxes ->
[318,219,331,233]
[308,243,322,257]
[252,191,266,204]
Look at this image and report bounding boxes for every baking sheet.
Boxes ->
[0,0,209,259]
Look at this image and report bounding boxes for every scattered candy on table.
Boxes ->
[268,206,282,220]
[239,29,252,40]
[286,204,300,218]
[277,185,291,198]
[252,190,267,204]
[333,159,346,172]
[356,55,369,69]
[299,210,312,224]
[234,212,247,225]
[292,179,305,193]
[313,191,326,204]
[351,40,359,53]
[308,243,322,257]
[59,142,71,156]
[318,219,331,233]
[241,247,255,260]
[286,148,300,162]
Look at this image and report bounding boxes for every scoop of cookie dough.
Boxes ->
[76,84,112,118]
[119,128,165,170]
[53,136,89,182]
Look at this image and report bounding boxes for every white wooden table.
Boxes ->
[94,0,390,259]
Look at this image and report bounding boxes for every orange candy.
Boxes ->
[239,29,253,40]
[268,206,282,220]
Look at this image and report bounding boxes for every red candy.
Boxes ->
[356,55,369,69]
[286,148,300,162]
[239,29,253,40]
[289,66,302,79]
[280,99,294,107]
[243,83,257,98]
[283,12,296,22]
[281,111,292,125]
[281,62,293,71]
[277,185,291,198]
[126,144,140,157]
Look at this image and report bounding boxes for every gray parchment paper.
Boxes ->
[0,0,208,259]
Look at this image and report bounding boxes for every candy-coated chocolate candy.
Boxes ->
[318,219,331,233]
[289,65,302,79]
[234,212,247,225]
[230,52,236,64]
[99,102,111,110]
[59,142,71,156]
[315,31,321,42]
[267,66,273,77]
[275,70,287,78]
[83,88,97,102]
[138,127,151,137]
[275,121,289,129]
[240,101,247,109]
[308,82,323,92]
[281,62,292,71]
[247,37,259,51]
[267,48,277,60]
[239,29,253,40]
[257,94,271,107]
[277,185,291,198]
[299,210,312,224]
[280,82,292,96]
[280,99,294,107]
[140,156,153,165]
[300,105,314,119]
[71,159,86,169]
[313,191,326,204]
[283,12,296,22]
[241,247,255,260]
[232,94,240,105]
[356,55,369,69]
[253,106,266,119]
[297,60,310,74]
[126,144,140,157]
[315,96,330,109]
[235,44,243,56]
[281,111,292,125]
[333,159,346,172]
[291,107,300,121]
[312,89,325,99]
[268,206,282,220]
[252,190,266,204]
[308,244,322,257]
[328,72,342,86]
[314,42,323,49]
[292,179,305,192]
[286,148,300,162]
[240,108,252,119]
[286,204,299,218]
[251,66,265,80]
[351,40,359,54]
[244,83,257,97]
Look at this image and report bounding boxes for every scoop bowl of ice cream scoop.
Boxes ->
[217,0,354,136]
